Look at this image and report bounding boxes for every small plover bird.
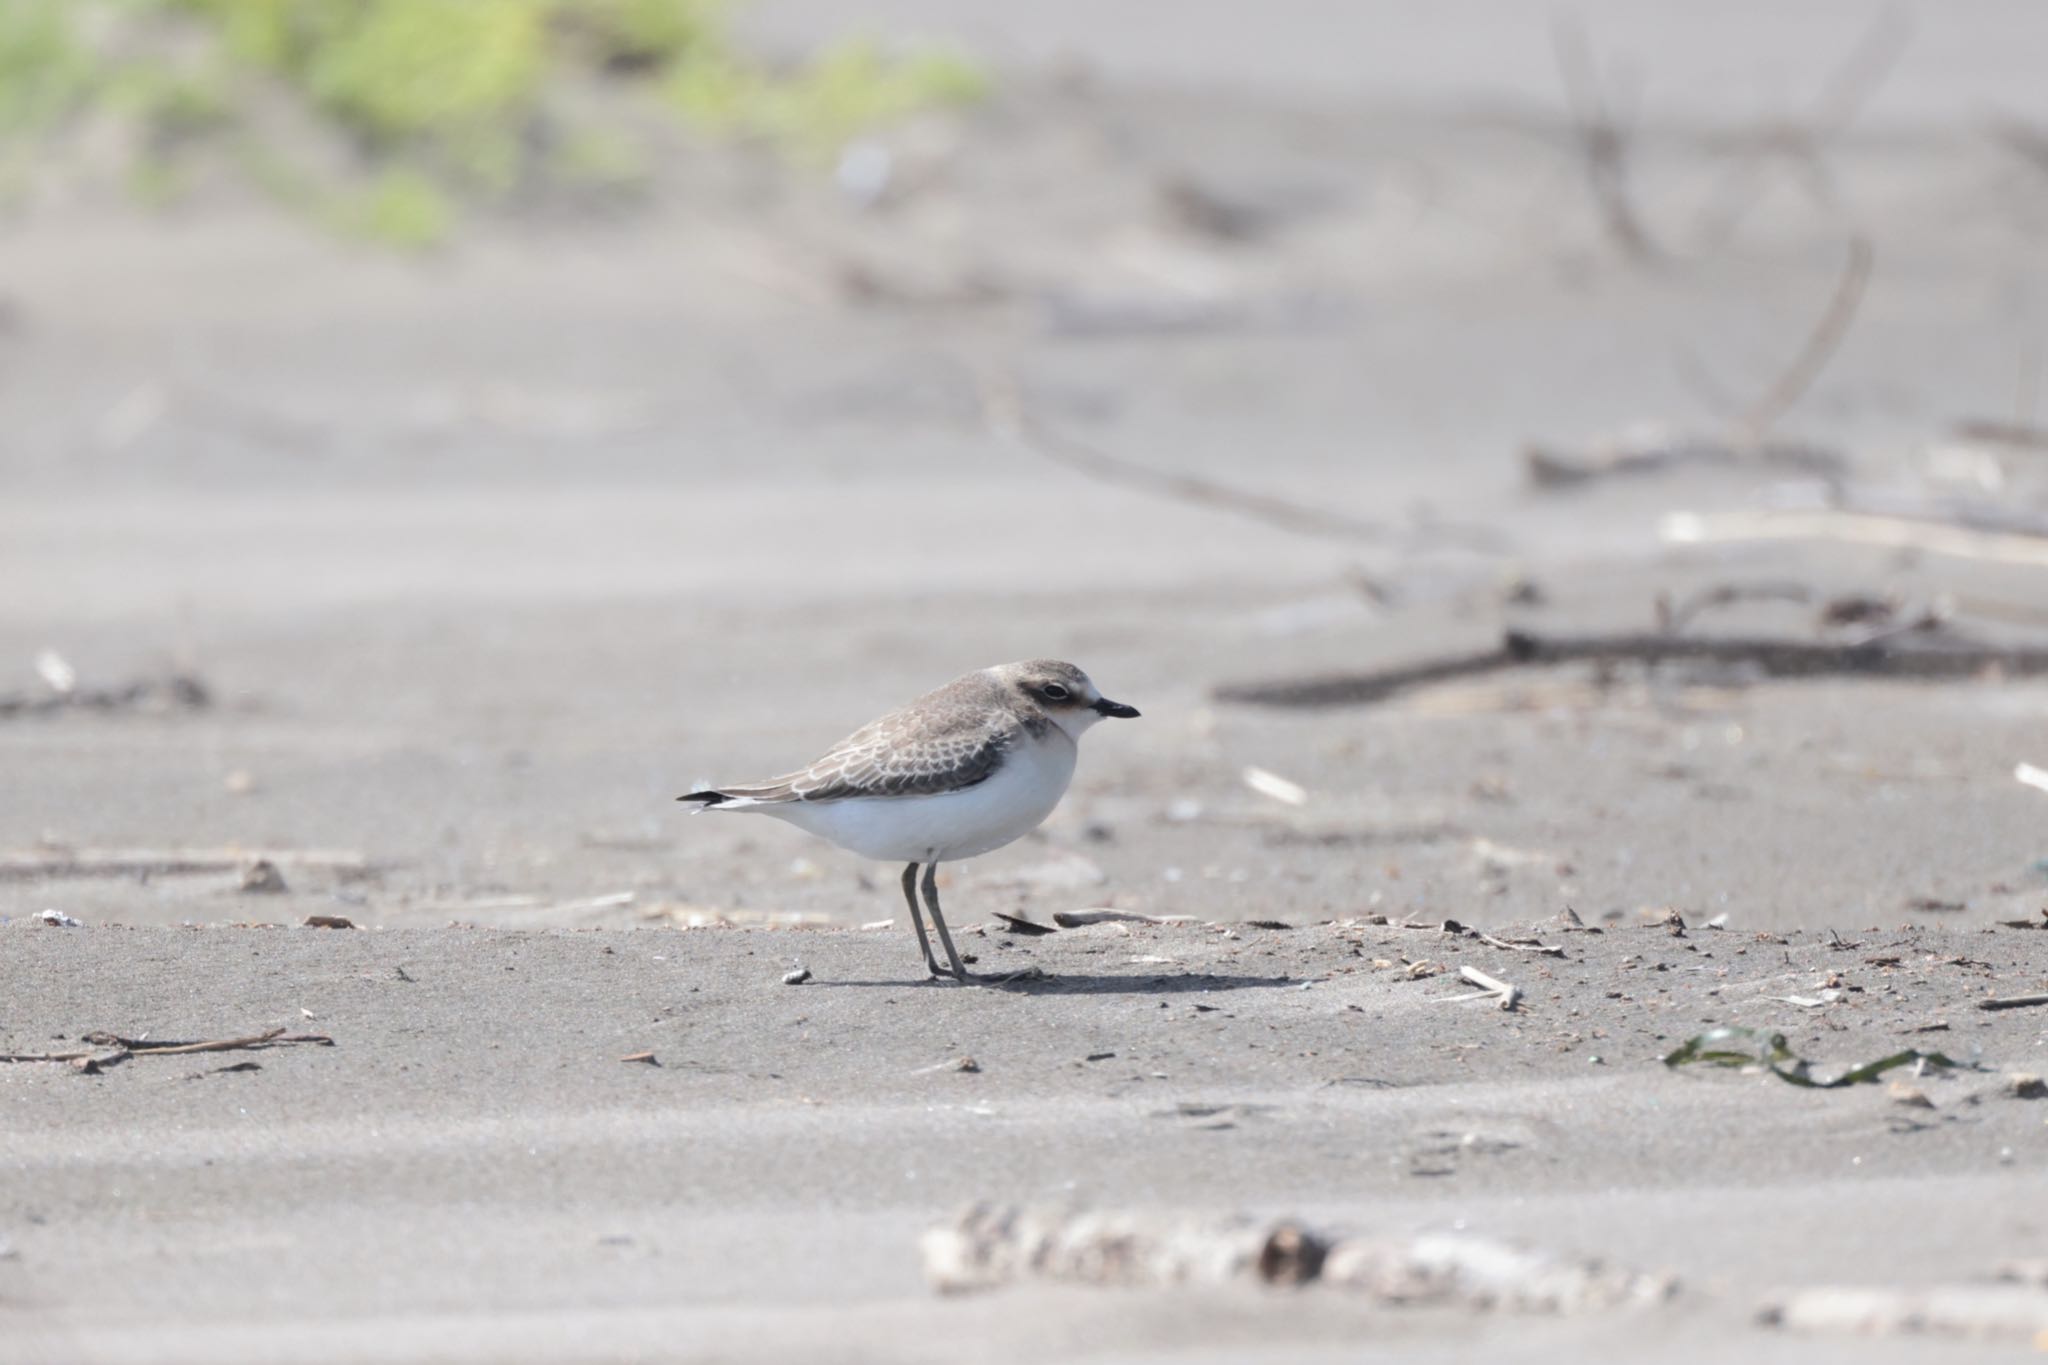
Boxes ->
[678,660,1138,982]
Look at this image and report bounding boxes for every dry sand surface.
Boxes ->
[6,0,2048,1359]
[5,920,2048,1363]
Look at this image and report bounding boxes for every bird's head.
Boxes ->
[991,659,1140,739]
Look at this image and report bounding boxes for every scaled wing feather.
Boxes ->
[717,706,1018,804]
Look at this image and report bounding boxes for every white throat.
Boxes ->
[1043,708,1101,743]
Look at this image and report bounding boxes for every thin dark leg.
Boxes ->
[901,862,944,977]
[920,862,970,981]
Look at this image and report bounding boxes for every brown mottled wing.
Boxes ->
[718,703,1018,804]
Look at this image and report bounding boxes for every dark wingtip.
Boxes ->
[677,790,729,805]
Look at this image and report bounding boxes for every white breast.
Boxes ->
[756,729,1077,863]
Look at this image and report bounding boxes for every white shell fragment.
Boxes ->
[921,1204,1674,1312]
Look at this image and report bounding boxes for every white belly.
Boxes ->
[754,732,1077,863]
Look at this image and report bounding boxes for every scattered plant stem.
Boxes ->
[1216,628,2048,709]
[1663,1026,1966,1088]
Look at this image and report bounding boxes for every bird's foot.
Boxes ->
[970,965,1049,988]
[923,951,979,981]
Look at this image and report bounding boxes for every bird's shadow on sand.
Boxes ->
[815,971,1300,996]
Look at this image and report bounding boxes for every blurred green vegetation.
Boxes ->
[0,1,97,133]
[0,0,985,245]
[671,39,985,156]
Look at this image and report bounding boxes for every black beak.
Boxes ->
[1092,698,1140,719]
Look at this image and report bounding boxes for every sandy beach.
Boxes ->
[7,921,2048,1362]
[5,1,2048,1359]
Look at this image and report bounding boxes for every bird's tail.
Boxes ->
[679,782,794,811]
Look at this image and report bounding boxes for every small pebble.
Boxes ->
[782,967,812,986]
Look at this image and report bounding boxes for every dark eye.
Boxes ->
[1040,683,1071,702]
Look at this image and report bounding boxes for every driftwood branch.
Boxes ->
[1216,628,2048,709]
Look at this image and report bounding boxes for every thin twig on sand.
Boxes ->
[1656,581,1815,633]
[978,369,1388,543]
[1739,237,1873,440]
[1523,432,1844,488]
[1475,932,1566,958]
[1662,507,2048,569]
[1950,419,2048,452]
[1527,237,1870,488]
[2,1026,333,1072]
[1552,18,1657,262]
[80,1027,334,1054]
[1392,917,1567,957]
[1692,9,1911,247]
[976,369,1501,552]
[1215,627,2048,709]
[1458,965,1523,1011]
[1976,994,2048,1012]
